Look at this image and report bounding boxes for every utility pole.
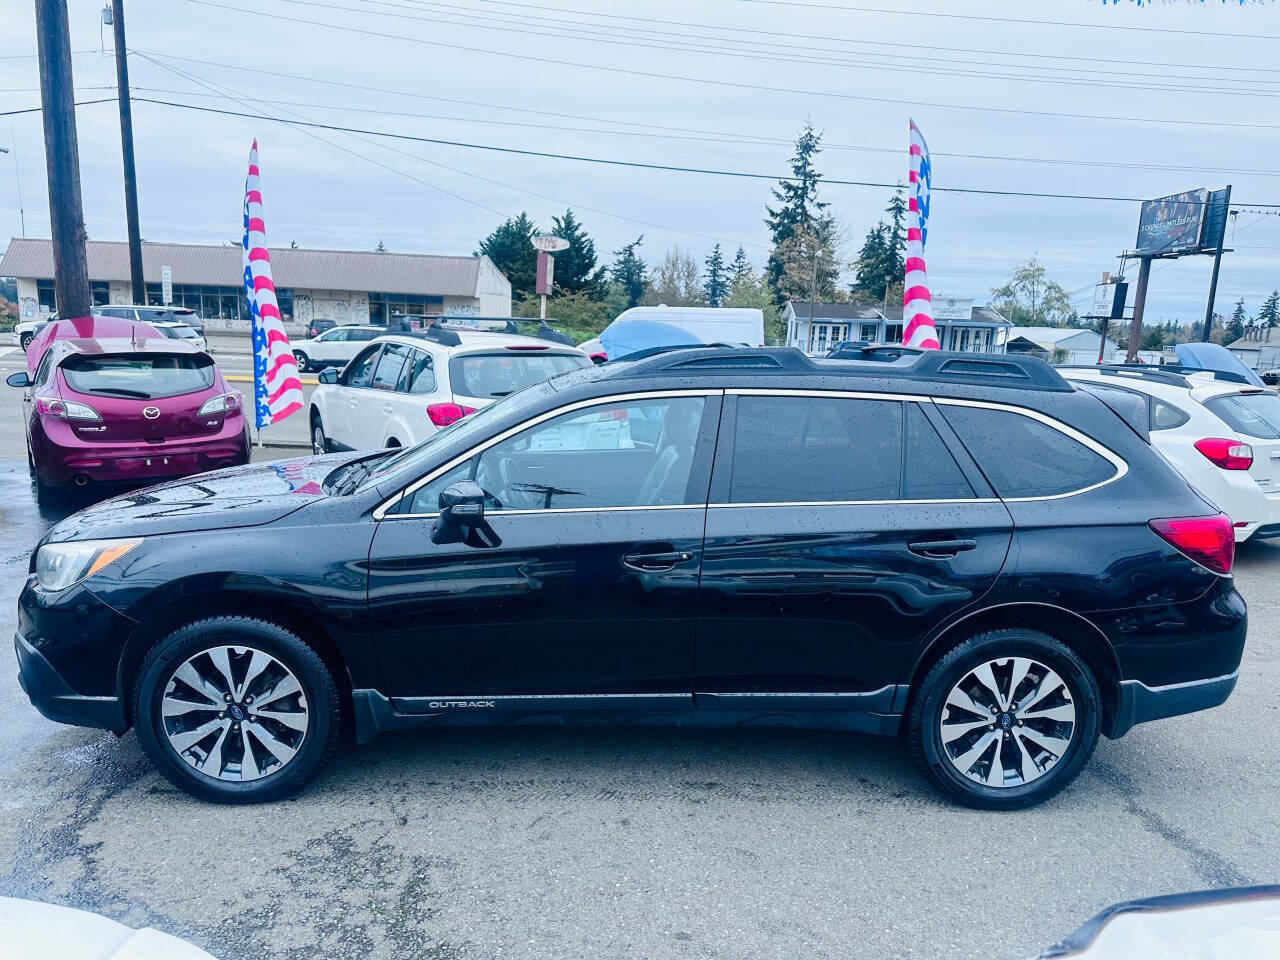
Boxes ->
[1200,187,1232,343]
[1125,258,1153,364]
[110,0,144,302]
[34,0,90,319]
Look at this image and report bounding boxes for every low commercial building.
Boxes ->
[0,238,512,333]
[783,299,1012,355]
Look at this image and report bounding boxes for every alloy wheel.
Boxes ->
[312,423,326,455]
[160,645,309,782]
[939,656,1076,789]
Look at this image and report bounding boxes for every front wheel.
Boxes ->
[132,616,341,803]
[311,415,328,456]
[906,629,1100,810]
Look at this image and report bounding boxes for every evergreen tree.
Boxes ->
[702,244,729,307]
[374,240,388,253]
[850,222,891,301]
[478,211,538,301]
[883,185,907,281]
[1226,298,1248,344]
[550,208,603,298]
[764,121,829,304]
[730,246,753,284]
[1259,290,1280,329]
[610,235,649,308]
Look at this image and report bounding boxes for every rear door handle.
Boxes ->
[622,550,693,572]
[908,538,978,558]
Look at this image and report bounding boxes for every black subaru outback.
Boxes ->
[16,348,1245,808]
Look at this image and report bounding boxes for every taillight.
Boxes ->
[1195,437,1253,471]
[36,397,101,421]
[1149,514,1235,575]
[197,391,242,416]
[589,351,607,365]
[426,403,476,427]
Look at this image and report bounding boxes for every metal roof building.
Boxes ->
[1,238,512,332]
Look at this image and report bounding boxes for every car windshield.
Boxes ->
[356,387,533,490]
[449,352,589,399]
[1204,392,1280,440]
[59,352,216,399]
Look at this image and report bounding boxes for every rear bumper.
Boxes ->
[14,631,127,732]
[1109,671,1238,739]
[33,426,250,487]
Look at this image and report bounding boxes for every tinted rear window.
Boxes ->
[1204,392,1280,440]
[941,405,1117,498]
[449,352,588,399]
[904,405,975,500]
[60,353,216,399]
[729,396,902,503]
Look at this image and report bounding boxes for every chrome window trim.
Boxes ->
[373,388,721,520]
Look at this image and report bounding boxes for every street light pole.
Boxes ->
[110,0,145,302]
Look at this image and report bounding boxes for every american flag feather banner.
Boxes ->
[903,119,940,351]
[242,140,304,428]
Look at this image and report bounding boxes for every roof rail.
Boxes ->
[400,317,461,347]
[501,318,576,346]
[1061,362,1255,388]
[907,352,1072,391]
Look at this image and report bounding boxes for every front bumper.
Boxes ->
[15,631,126,732]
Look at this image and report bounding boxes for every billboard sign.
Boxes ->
[535,250,555,296]
[932,296,973,321]
[1135,189,1207,256]
[1201,186,1232,252]
[531,235,569,253]
[1092,281,1128,319]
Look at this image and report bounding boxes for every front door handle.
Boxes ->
[622,550,693,572]
[908,538,978,559]
[382,403,394,414]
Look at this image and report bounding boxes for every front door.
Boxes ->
[329,343,382,449]
[694,392,1013,713]
[366,392,721,707]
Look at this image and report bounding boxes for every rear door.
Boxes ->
[367,342,414,447]
[694,391,1013,710]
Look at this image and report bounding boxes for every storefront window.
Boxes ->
[369,292,444,326]
[36,279,56,311]
[90,281,110,306]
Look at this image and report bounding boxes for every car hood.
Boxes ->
[43,453,361,543]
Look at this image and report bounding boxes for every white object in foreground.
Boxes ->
[0,897,217,960]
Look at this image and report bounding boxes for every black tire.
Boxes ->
[293,350,311,373]
[132,616,341,803]
[32,467,64,506]
[311,414,328,455]
[20,332,33,352]
[906,628,1100,810]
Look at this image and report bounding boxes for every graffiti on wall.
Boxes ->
[20,297,36,318]
[450,303,480,316]
[295,292,313,326]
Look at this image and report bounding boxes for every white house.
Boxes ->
[1006,326,1120,366]
[1225,331,1280,373]
[782,298,1012,355]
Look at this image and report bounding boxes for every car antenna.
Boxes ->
[131,323,136,349]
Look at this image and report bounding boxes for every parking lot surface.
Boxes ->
[1,382,1278,960]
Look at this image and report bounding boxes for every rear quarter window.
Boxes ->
[940,404,1119,499]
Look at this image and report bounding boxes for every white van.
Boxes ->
[581,306,765,361]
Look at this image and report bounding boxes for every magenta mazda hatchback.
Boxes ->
[6,337,250,501]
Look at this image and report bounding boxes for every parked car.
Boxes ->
[1261,369,1280,387]
[581,306,765,362]
[6,336,249,501]
[17,349,1244,807]
[147,320,207,352]
[95,304,204,335]
[307,317,337,340]
[1062,364,1280,541]
[308,322,590,454]
[12,316,51,352]
[289,324,383,372]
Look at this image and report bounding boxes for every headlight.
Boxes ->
[35,538,143,592]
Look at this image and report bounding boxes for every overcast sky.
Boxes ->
[1,0,1278,322]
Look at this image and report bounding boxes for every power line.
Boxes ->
[272,0,1280,99]
[457,0,1280,75]
[181,0,1280,133]
[129,95,1280,209]
[0,97,116,117]
[735,0,1280,40]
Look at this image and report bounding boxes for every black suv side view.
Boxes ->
[16,349,1246,808]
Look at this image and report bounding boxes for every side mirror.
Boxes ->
[317,368,339,384]
[431,480,494,546]
[6,372,30,388]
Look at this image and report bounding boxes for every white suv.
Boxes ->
[290,324,383,372]
[1062,365,1280,541]
[308,324,590,454]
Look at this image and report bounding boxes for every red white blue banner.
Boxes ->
[903,119,940,350]
[242,141,303,428]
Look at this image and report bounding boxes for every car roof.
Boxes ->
[374,328,585,355]
[1061,365,1259,401]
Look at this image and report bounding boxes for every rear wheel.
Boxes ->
[133,616,341,803]
[907,629,1100,810]
[311,414,328,455]
[293,350,311,373]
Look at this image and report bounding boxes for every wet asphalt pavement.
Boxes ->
[2,396,1280,959]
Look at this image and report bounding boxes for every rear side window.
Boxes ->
[941,405,1117,499]
[448,352,589,400]
[729,396,902,503]
[372,343,412,391]
[60,353,215,399]
[1204,393,1280,440]
[904,405,974,500]
[402,350,436,394]
[1151,399,1189,431]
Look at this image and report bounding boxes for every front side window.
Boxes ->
[60,353,215,399]
[319,328,347,342]
[343,346,381,388]
[401,396,706,514]
[941,405,1117,498]
[729,396,902,503]
[372,343,412,391]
